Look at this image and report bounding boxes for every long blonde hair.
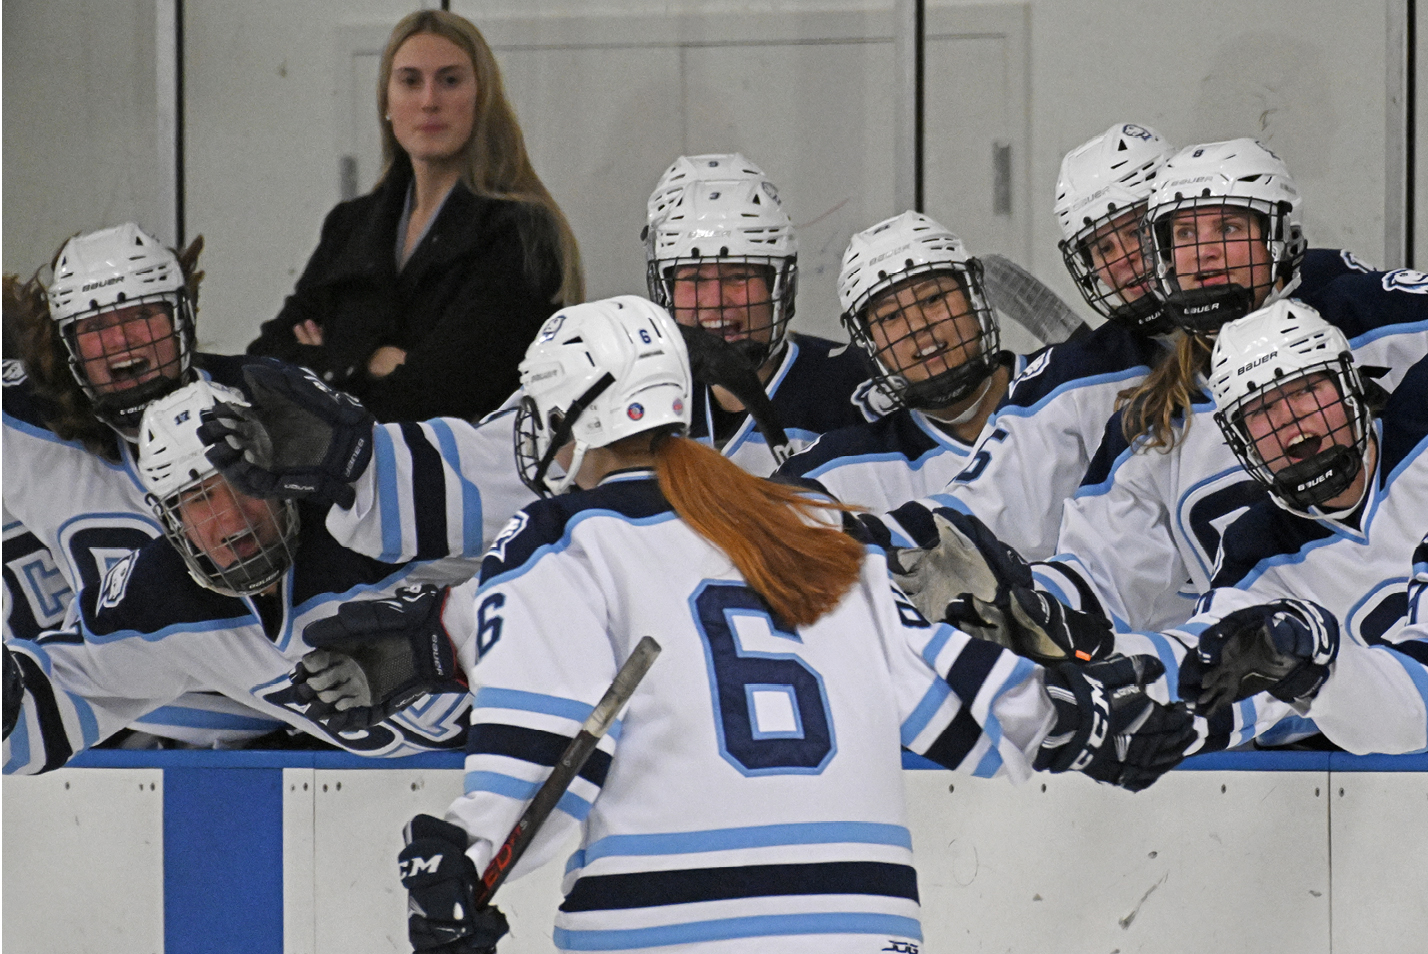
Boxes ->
[376,11,584,306]
[1117,332,1213,450]
[653,435,865,629]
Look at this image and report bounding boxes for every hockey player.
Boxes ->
[293,297,1195,953]
[644,153,876,475]
[776,211,1024,511]
[1026,140,1427,631]
[2,378,471,774]
[2,224,288,741]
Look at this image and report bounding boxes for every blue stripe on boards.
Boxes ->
[553,912,922,950]
[163,767,283,954]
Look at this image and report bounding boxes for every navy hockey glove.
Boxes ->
[888,510,1033,618]
[1179,599,1339,716]
[198,358,374,509]
[294,586,467,732]
[4,645,24,740]
[399,814,509,953]
[1035,654,1195,792]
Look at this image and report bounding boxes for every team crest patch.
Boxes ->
[488,511,529,562]
[1122,123,1153,141]
[537,313,567,342]
[1382,268,1428,294]
[627,403,644,421]
[2,359,28,387]
[672,398,684,414]
[98,552,139,610]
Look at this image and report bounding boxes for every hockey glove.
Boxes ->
[399,814,509,953]
[4,645,24,740]
[888,510,1033,619]
[1179,599,1339,716]
[294,585,467,732]
[1035,654,1196,792]
[198,358,374,509]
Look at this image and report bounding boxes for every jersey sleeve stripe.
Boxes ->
[12,651,76,772]
[3,708,32,773]
[468,722,613,788]
[399,422,449,561]
[427,418,485,557]
[899,679,954,747]
[552,911,922,950]
[559,860,920,912]
[462,769,595,820]
[371,424,406,563]
[471,686,625,742]
[917,707,987,770]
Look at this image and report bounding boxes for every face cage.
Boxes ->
[60,291,196,434]
[844,264,1000,412]
[648,255,797,368]
[513,374,616,497]
[1215,356,1371,516]
[154,479,300,598]
[1059,208,1173,337]
[1145,200,1304,335]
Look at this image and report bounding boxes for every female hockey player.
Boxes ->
[775,211,1024,512]
[2,223,288,741]
[1027,139,1428,631]
[2,377,472,774]
[291,296,1195,953]
[643,154,876,475]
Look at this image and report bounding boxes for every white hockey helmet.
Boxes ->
[139,380,299,597]
[515,296,692,496]
[45,223,196,433]
[1209,300,1371,518]
[643,154,798,366]
[1145,139,1307,333]
[1054,123,1177,334]
[837,211,999,410]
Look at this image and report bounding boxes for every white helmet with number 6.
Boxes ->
[515,296,692,497]
[138,380,299,597]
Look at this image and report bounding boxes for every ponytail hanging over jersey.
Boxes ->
[654,435,865,629]
[1118,332,1213,451]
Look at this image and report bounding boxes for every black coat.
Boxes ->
[249,160,562,422]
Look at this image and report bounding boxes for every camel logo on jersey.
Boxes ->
[97,552,138,611]
[1382,268,1428,294]
[1339,250,1373,273]
[488,512,529,563]
[2,359,27,387]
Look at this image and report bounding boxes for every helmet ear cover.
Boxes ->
[515,372,615,497]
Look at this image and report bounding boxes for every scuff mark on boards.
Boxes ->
[1119,874,1168,930]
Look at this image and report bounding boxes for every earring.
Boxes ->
[384,114,391,121]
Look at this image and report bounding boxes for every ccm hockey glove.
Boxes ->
[199,358,374,509]
[294,585,467,732]
[399,814,509,953]
[1179,598,1339,716]
[1035,654,1196,792]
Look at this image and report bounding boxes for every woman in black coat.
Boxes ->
[249,10,583,422]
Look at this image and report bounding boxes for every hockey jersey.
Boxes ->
[1034,268,1428,632]
[774,354,1026,513]
[2,354,291,742]
[436,473,1055,952]
[3,501,471,775]
[689,333,877,477]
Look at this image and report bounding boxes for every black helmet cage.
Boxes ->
[59,289,197,433]
[647,252,798,368]
[841,260,1000,412]
[1213,353,1371,514]
[513,373,616,498]
[1059,202,1173,336]
[1145,196,1307,335]
[150,477,299,598]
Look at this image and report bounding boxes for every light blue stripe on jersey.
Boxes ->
[3,412,114,459]
[373,425,404,563]
[901,679,952,748]
[428,418,484,556]
[567,821,913,871]
[464,770,594,820]
[133,706,282,731]
[14,641,105,752]
[4,711,30,772]
[1347,317,1428,347]
[971,655,1037,778]
[479,508,681,589]
[1233,698,1260,748]
[553,912,922,950]
[472,686,625,741]
[995,365,1150,420]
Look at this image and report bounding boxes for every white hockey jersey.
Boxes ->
[436,472,1055,953]
[3,501,471,775]
[1035,274,1428,632]
[2,354,290,742]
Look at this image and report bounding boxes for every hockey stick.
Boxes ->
[473,635,662,906]
[981,254,1090,346]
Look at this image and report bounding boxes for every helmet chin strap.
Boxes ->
[550,442,589,496]
[923,372,996,427]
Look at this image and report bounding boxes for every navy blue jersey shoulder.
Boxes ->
[481,478,674,580]
[1300,268,1428,341]
[1377,356,1428,478]
[195,352,267,391]
[1297,248,1364,301]
[1,361,70,434]
[776,410,938,479]
[1001,320,1162,410]
[1210,499,1335,590]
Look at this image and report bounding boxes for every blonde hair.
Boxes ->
[377,11,584,306]
[1117,333,1213,450]
[10,236,205,461]
[653,435,865,628]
